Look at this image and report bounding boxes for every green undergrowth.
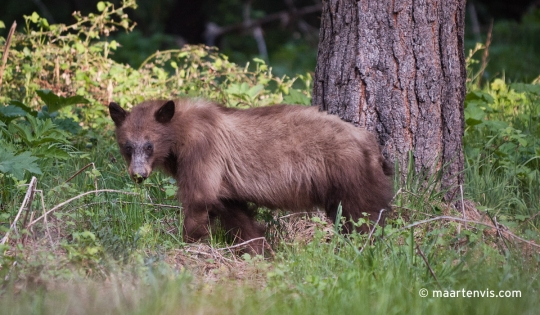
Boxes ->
[1,2,539,314]
[1,226,539,315]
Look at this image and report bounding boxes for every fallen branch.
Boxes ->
[279,211,323,220]
[204,4,322,45]
[358,209,385,254]
[185,248,235,263]
[36,189,54,247]
[27,189,138,228]
[389,215,540,250]
[1,176,37,245]
[116,201,182,210]
[216,237,267,252]
[65,162,99,194]
[416,243,441,288]
[0,21,16,90]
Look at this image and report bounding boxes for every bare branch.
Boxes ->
[216,237,267,252]
[389,215,540,250]
[359,209,385,254]
[416,244,441,288]
[0,21,17,90]
[65,162,99,195]
[204,4,322,46]
[27,189,138,228]
[1,176,37,245]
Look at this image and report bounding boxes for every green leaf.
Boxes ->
[464,103,485,126]
[0,21,5,29]
[109,40,118,50]
[30,12,40,23]
[9,100,37,116]
[247,84,264,99]
[53,117,83,135]
[33,146,71,160]
[0,148,42,179]
[36,90,90,113]
[465,91,495,105]
[283,89,311,105]
[0,105,27,122]
[510,83,540,95]
[97,2,106,12]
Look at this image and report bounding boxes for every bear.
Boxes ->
[109,98,393,255]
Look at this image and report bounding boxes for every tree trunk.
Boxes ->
[312,0,466,200]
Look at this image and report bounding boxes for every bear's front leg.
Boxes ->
[182,204,212,243]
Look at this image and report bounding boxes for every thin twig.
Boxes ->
[184,248,235,263]
[185,248,214,257]
[359,209,385,254]
[216,237,267,251]
[27,189,138,228]
[492,216,510,251]
[116,201,182,210]
[522,211,540,225]
[36,190,54,247]
[204,4,322,45]
[65,162,99,195]
[416,243,441,288]
[0,21,16,90]
[477,20,493,87]
[1,176,37,245]
[279,211,323,220]
[460,185,466,229]
[389,215,540,250]
[21,177,38,232]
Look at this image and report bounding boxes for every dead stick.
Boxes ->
[460,184,467,230]
[65,162,99,195]
[117,201,182,210]
[0,21,16,90]
[27,189,138,227]
[477,19,493,87]
[36,190,54,247]
[416,244,441,288]
[206,4,321,40]
[1,176,37,245]
[216,237,267,251]
[279,211,323,220]
[492,216,510,251]
[21,178,38,232]
[359,209,385,254]
[185,249,235,263]
[389,216,540,250]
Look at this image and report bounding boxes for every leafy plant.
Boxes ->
[0,148,41,180]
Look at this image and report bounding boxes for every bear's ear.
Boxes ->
[109,102,128,127]
[155,100,175,124]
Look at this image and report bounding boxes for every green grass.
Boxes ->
[1,227,538,314]
[1,5,539,313]
[2,81,540,313]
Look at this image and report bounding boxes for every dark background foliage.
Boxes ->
[1,0,539,80]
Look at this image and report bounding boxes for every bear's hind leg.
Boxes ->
[218,200,266,256]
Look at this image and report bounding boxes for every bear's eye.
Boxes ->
[144,143,153,154]
[124,145,133,154]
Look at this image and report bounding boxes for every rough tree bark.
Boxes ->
[312,0,466,200]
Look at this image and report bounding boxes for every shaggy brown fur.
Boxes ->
[109,98,393,254]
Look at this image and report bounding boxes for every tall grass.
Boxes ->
[1,227,538,315]
[1,5,539,313]
[2,79,540,313]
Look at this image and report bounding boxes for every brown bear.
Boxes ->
[109,98,393,254]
